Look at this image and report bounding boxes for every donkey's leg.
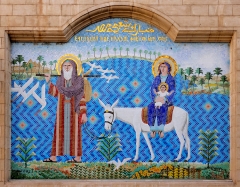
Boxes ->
[133,131,141,161]
[175,130,185,161]
[142,132,155,161]
[183,114,190,161]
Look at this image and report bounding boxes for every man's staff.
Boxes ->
[36,73,101,77]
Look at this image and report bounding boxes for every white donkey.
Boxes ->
[98,99,191,162]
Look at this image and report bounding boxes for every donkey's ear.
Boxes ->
[112,99,119,108]
[98,98,106,108]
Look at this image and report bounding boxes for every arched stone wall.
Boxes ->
[7,3,234,43]
[1,2,238,187]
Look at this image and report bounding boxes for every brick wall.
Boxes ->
[0,0,239,186]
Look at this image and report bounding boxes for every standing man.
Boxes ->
[44,59,87,163]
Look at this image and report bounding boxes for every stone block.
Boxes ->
[134,0,159,4]
[159,0,183,4]
[13,5,37,15]
[61,5,92,16]
[38,16,60,27]
[0,93,4,104]
[221,16,240,27]
[0,104,4,115]
[200,16,218,27]
[0,5,13,16]
[233,5,240,16]
[169,16,200,27]
[49,0,94,4]
[191,5,208,15]
[25,16,39,26]
[1,0,26,4]
[209,5,232,15]
[219,0,240,4]
[0,149,3,160]
[183,0,218,4]
[154,5,191,16]
[0,72,4,82]
[1,16,25,27]
[37,5,61,16]
[26,0,45,4]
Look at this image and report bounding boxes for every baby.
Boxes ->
[154,83,169,108]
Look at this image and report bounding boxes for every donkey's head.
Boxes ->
[98,98,119,131]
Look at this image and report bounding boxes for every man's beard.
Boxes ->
[63,68,73,80]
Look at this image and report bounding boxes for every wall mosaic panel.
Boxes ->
[10,18,230,180]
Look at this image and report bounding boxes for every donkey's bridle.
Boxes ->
[104,109,115,126]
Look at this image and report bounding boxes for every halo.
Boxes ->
[158,82,169,92]
[56,54,82,75]
[152,55,178,77]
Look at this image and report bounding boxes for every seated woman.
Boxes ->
[147,61,176,138]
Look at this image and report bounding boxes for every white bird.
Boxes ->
[21,82,39,103]
[106,75,119,83]
[11,77,34,101]
[32,84,46,110]
[85,61,102,71]
[98,68,116,74]
[107,158,131,171]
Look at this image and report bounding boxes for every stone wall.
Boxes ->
[0,0,239,186]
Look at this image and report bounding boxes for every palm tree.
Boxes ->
[11,58,17,75]
[93,47,96,58]
[195,68,203,78]
[149,51,152,60]
[106,47,110,57]
[42,61,47,73]
[183,74,188,93]
[191,75,197,92]
[199,78,205,92]
[113,48,117,57]
[205,72,213,93]
[185,67,193,79]
[153,51,156,59]
[119,47,122,56]
[28,62,33,76]
[157,52,161,57]
[133,48,137,57]
[37,55,44,74]
[139,49,142,58]
[126,48,129,56]
[144,50,148,59]
[49,61,54,74]
[21,61,27,76]
[213,67,223,88]
[185,67,193,91]
[16,55,25,75]
[99,48,103,58]
[178,68,185,77]
[220,75,228,94]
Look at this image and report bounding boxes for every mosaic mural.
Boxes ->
[11,18,230,180]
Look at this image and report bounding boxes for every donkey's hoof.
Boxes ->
[132,161,138,164]
[184,160,188,162]
[173,160,178,162]
[148,160,153,162]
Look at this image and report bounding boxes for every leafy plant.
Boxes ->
[16,137,37,168]
[96,133,122,162]
[198,129,218,168]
